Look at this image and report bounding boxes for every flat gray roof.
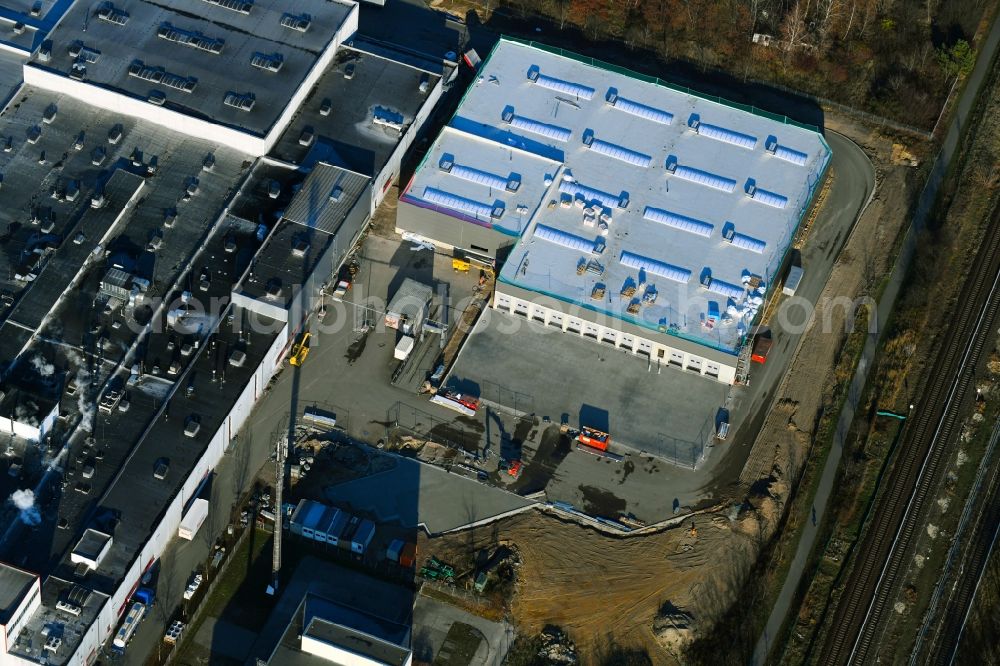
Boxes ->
[0,562,36,624]
[285,162,371,234]
[411,38,831,354]
[28,0,355,136]
[302,595,410,666]
[401,125,561,238]
[71,528,110,562]
[269,44,440,172]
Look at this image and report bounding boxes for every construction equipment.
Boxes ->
[452,258,471,272]
[420,556,456,583]
[577,426,610,452]
[289,332,311,366]
[750,333,772,364]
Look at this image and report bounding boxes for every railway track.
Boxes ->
[922,433,1000,665]
[815,208,1000,666]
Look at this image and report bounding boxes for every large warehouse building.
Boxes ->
[0,1,450,664]
[397,38,831,383]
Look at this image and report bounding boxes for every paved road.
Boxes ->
[722,130,875,485]
[752,12,1000,665]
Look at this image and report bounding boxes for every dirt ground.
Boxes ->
[739,118,920,501]
[415,115,922,663]
[420,509,757,664]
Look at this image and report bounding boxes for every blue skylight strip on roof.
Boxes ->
[706,278,745,300]
[643,207,713,238]
[773,145,809,166]
[751,188,788,209]
[531,73,595,100]
[673,165,737,193]
[696,123,758,150]
[509,115,572,142]
[534,224,595,253]
[610,96,673,125]
[422,187,496,219]
[620,251,691,284]
[557,180,622,209]
[449,164,510,191]
[590,139,652,168]
[730,232,767,254]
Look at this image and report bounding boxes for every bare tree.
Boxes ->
[781,2,807,55]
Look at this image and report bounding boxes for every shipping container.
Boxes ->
[324,510,349,546]
[351,519,376,554]
[385,278,433,335]
[399,542,417,568]
[751,335,772,364]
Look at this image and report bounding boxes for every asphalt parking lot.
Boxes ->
[324,455,533,534]
[448,310,727,466]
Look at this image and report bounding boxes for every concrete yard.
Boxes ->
[448,310,727,466]
[324,456,533,534]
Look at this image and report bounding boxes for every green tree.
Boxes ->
[937,40,977,79]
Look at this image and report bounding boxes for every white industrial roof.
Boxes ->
[435,38,831,353]
[402,125,561,237]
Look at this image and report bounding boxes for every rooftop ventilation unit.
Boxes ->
[250,52,283,72]
[526,66,595,100]
[423,187,503,220]
[280,12,311,32]
[744,179,788,208]
[705,277,746,300]
[328,186,343,202]
[202,0,252,14]
[690,118,757,150]
[157,23,224,54]
[582,132,652,168]
[501,107,571,142]
[730,232,767,253]
[620,251,691,284]
[55,600,82,616]
[440,159,520,192]
[223,91,255,111]
[128,60,196,92]
[68,42,101,63]
[765,136,809,166]
[605,89,673,125]
[534,224,596,254]
[669,163,737,193]
[557,179,628,209]
[96,3,129,25]
[642,207,713,238]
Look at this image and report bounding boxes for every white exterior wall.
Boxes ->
[64,323,289,666]
[1,576,40,654]
[301,634,412,666]
[493,289,737,384]
[23,65,265,155]
[370,73,446,214]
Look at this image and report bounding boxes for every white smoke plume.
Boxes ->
[30,355,55,377]
[10,488,41,527]
[64,350,95,433]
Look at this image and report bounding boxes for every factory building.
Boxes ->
[398,38,831,383]
[0,2,450,664]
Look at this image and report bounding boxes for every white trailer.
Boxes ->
[394,336,415,361]
[178,498,209,541]
[783,265,804,296]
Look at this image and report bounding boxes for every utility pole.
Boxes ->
[267,432,287,595]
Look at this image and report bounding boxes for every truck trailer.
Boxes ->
[178,498,209,540]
